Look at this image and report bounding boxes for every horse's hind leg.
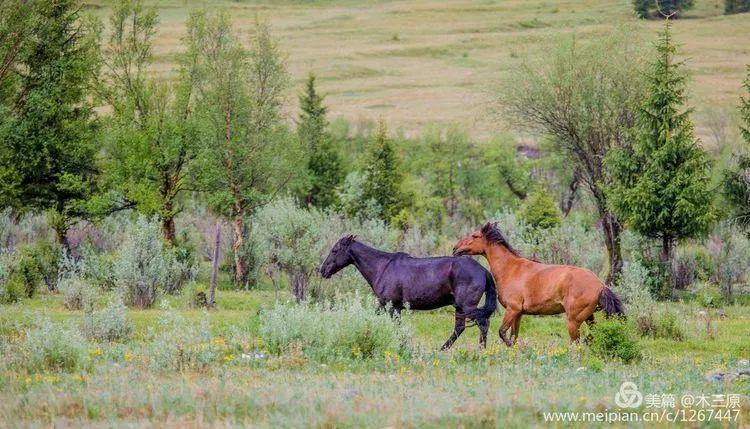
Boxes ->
[477,318,489,349]
[440,313,466,351]
[499,309,520,346]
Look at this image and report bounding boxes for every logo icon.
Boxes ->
[615,381,643,408]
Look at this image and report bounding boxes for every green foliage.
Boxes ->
[501,27,646,283]
[148,308,220,372]
[633,0,694,18]
[517,188,561,230]
[614,260,655,310]
[695,281,724,308]
[0,0,100,243]
[606,21,714,265]
[24,320,89,372]
[0,253,22,304]
[725,0,750,14]
[723,67,750,228]
[259,299,415,361]
[13,240,61,296]
[113,216,190,308]
[81,298,132,342]
[635,310,685,340]
[589,318,641,363]
[299,74,344,208]
[362,121,407,223]
[58,276,96,311]
[99,0,201,243]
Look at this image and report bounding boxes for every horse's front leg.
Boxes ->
[440,312,466,351]
[388,305,401,321]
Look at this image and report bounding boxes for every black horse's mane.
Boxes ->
[481,223,525,259]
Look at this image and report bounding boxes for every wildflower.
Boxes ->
[223,354,235,362]
[433,358,440,367]
[124,352,134,362]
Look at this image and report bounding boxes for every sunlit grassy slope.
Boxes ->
[86,0,750,143]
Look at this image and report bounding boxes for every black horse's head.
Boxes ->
[319,235,357,279]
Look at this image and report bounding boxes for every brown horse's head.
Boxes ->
[452,222,495,256]
[320,235,357,278]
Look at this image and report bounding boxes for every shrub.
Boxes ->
[0,253,23,304]
[695,281,724,308]
[58,276,96,311]
[81,298,132,342]
[615,260,655,311]
[24,321,89,372]
[14,240,61,295]
[589,318,641,363]
[707,224,750,299]
[517,188,561,230]
[259,298,415,361]
[148,308,221,372]
[636,310,685,340]
[114,216,189,308]
[79,246,116,290]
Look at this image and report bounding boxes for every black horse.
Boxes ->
[319,235,497,349]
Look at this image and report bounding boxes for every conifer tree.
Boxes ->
[298,74,343,208]
[607,20,714,272]
[362,121,405,223]
[0,0,100,248]
[722,66,750,229]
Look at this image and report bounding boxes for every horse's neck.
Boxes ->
[485,244,526,285]
[348,242,393,290]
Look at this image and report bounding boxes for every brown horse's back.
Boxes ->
[509,263,604,316]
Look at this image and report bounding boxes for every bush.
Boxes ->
[517,188,561,230]
[114,216,190,308]
[148,309,221,372]
[58,276,96,311]
[707,224,750,299]
[79,246,116,290]
[615,260,655,311]
[0,253,23,304]
[259,298,415,361]
[695,281,724,308]
[12,240,61,296]
[589,318,641,363]
[636,310,685,340]
[80,298,132,342]
[24,321,89,372]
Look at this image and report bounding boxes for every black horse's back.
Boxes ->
[319,238,497,349]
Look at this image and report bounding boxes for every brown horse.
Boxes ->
[453,222,624,345]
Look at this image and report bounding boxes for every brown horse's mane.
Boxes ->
[481,223,538,261]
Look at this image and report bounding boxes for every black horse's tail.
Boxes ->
[467,271,498,322]
[598,287,625,318]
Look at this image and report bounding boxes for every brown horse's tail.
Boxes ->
[598,287,625,318]
[466,271,498,322]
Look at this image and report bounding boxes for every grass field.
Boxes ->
[1,286,749,427]
[87,0,750,142]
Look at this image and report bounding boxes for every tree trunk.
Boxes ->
[232,207,247,287]
[209,221,221,307]
[561,172,580,216]
[162,214,176,245]
[602,210,623,285]
[660,235,673,264]
[292,270,308,302]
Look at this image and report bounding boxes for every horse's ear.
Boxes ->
[344,234,356,244]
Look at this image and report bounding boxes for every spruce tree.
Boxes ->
[723,66,750,228]
[298,74,343,208]
[0,0,100,248]
[362,121,405,223]
[607,20,713,273]
[725,0,750,14]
